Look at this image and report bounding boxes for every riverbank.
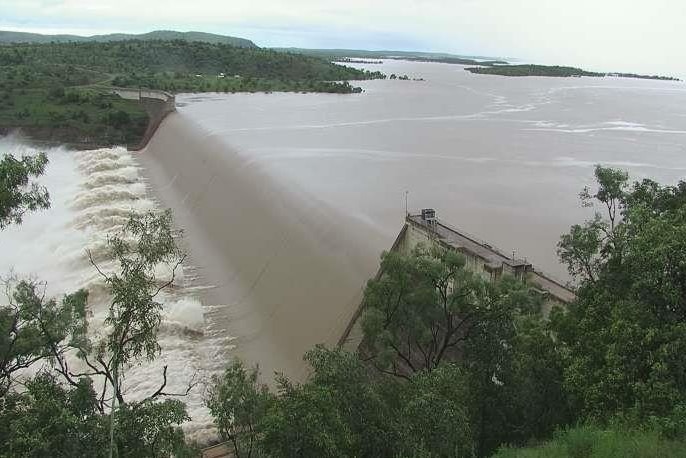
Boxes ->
[0,39,386,147]
[465,64,681,81]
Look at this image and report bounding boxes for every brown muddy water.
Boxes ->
[2,59,684,441]
[140,59,686,391]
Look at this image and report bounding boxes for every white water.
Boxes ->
[0,137,219,443]
[3,60,686,444]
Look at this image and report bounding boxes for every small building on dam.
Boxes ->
[339,209,576,351]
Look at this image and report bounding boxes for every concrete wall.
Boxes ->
[111,87,176,150]
[338,216,575,351]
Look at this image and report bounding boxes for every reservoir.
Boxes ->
[175,59,686,281]
[2,59,685,440]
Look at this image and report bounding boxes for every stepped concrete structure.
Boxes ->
[339,209,575,351]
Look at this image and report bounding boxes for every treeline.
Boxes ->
[111,74,363,94]
[466,64,604,77]
[0,40,386,146]
[202,165,686,457]
[466,64,681,81]
[4,153,686,457]
[0,40,385,82]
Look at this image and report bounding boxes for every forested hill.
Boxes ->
[0,30,257,48]
[1,40,383,82]
[274,47,508,65]
[0,40,385,147]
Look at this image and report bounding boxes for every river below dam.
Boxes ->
[1,59,685,441]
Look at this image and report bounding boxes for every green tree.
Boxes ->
[0,152,49,229]
[554,166,686,422]
[114,399,195,458]
[396,364,474,457]
[0,373,108,458]
[361,245,538,378]
[261,376,354,458]
[0,280,88,397]
[206,359,272,458]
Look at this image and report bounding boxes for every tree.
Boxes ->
[361,245,539,378]
[554,166,686,422]
[396,364,474,458]
[0,152,49,229]
[465,314,570,455]
[0,373,108,458]
[261,376,354,458]
[0,280,88,397]
[114,399,194,458]
[300,346,397,457]
[557,165,629,283]
[206,359,272,458]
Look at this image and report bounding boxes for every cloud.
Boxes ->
[1,0,684,76]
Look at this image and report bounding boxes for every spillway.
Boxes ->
[138,112,384,383]
[0,137,217,442]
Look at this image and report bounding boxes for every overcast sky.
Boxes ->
[1,0,684,76]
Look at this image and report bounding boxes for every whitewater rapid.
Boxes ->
[0,137,220,443]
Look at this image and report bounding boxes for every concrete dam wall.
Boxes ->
[112,88,176,150]
[138,112,381,382]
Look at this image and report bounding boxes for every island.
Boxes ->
[465,64,680,81]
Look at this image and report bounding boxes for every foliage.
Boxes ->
[361,245,540,377]
[465,65,604,78]
[114,399,194,458]
[0,280,88,397]
[0,152,49,228]
[466,314,571,456]
[465,64,680,81]
[0,372,195,458]
[0,373,108,458]
[554,165,686,422]
[0,39,385,146]
[492,424,686,458]
[206,359,272,458]
[396,364,474,457]
[206,321,566,458]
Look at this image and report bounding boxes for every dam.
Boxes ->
[339,209,576,352]
[2,59,686,443]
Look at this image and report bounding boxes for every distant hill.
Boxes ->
[273,47,508,65]
[0,30,257,48]
[465,64,681,81]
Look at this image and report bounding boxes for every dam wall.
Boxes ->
[111,87,176,151]
[339,211,576,352]
[138,112,380,382]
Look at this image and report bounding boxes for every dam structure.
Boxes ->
[111,87,176,150]
[339,209,576,351]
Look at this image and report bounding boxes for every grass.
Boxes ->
[493,425,686,458]
[0,87,148,147]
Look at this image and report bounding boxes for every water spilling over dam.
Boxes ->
[2,59,686,442]
[139,113,382,383]
[0,137,217,441]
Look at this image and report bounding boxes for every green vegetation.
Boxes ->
[0,157,198,456]
[3,150,686,456]
[0,152,49,229]
[466,65,604,77]
[273,47,508,65]
[494,425,686,458]
[200,164,686,457]
[466,64,680,80]
[0,29,257,48]
[0,39,385,146]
